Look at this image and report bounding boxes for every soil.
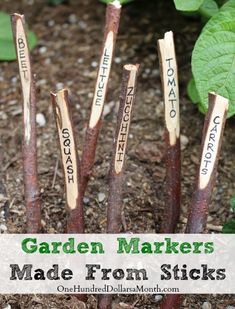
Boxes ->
[0,0,235,308]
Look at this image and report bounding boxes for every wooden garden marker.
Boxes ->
[98,63,139,309]
[51,89,84,233]
[160,92,228,309]
[11,14,41,233]
[158,31,181,233]
[80,1,121,199]
[186,92,228,233]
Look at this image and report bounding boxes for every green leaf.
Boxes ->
[199,0,219,19]
[187,77,201,104]
[229,195,235,212]
[99,0,133,4]
[0,12,37,61]
[192,0,235,117]
[173,0,204,11]
[222,219,235,233]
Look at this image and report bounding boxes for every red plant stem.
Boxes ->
[158,31,181,233]
[51,89,84,233]
[11,14,41,233]
[98,64,139,309]
[80,2,121,200]
[160,92,228,309]
[186,92,228,233]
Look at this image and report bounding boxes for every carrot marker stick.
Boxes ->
[186,92,228,233]
[11,13,41,233]
[158,31,181,233]
[51,89,84,233]
[160,92,228,309]
[80,1,121,199]
[98,63,139,309]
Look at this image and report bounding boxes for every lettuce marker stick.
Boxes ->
[11,13,41,233]
[186,92,228,233]
[98,63,139,309]
[51,89,83,233]
[158,31,181,232]
[80,0,121,200]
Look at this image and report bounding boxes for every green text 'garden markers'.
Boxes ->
[158,31,181,233]
[11,13,41,233]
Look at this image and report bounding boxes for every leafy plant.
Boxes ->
[173,0,235,117]
[0,12,37,61]
[192,0,235,117]
[174,0,204,12]
[222,195,235,233]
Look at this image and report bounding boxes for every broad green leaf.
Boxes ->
[222,219,235,233]
[199,0,219,19]
[229,195,235,212]
[192,0,235,117]
[99,0,133,4]
[187,77,201,104]
[0,12,37,61]
[173,0,204,11]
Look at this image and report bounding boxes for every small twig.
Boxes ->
[51,157,59,189]
[51,89,84,233]
[11,13,41,233]
[186,92,228,233]
[80,1,122,201]
[98,63,139,309]
[158,31,181,233]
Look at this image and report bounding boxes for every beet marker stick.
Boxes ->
[11,14,41,233]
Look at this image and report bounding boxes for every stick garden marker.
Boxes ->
[80,1,121,200]
[11,14,41,233]
[186,92,228,233]
[98,63,139,309]
[160,92,228,309]
[51,89,84,233]
[158,31,181,233]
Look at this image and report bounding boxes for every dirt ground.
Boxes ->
[0,0,235,308]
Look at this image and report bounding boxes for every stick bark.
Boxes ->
[11,14,41,233]
[98,63,139,309]
[80,2,121,200]
[158,31,181,233]
[51,89,84,233]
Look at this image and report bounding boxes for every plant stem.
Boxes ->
[51,89,84,233]
[80,1,121,201]
[11,14,41,233]
[98,63,139,309]
[186,92,228,233]
[158,31,181,233]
